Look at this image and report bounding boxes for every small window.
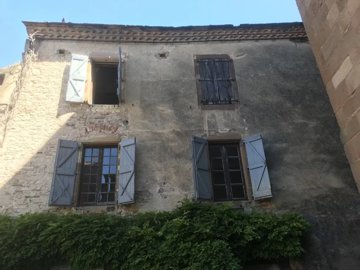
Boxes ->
[92,62,119,104]
[195,55,238,105]
[66,51,123,104]
[79,145,118,205]
[209,143,246,201]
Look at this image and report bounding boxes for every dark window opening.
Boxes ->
[209,142,245,201]
[195,55,238,105]
[92,62,118,104]
[0,74,5,85]
[79,145,118,205]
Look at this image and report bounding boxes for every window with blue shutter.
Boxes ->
[192,136,212,200]
[192,135,271,201]
[66,54,88,103]
[195,55,238,105]
[49,140,79,206]
[118,137,136,204]
[243,134,272,200]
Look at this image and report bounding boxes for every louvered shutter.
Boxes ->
[192,136,212,200]
[117,48,122,103]
[66,54,88,102]
[214,59,233,103]
[243,134,272,200]
[49,140,79,206]
[198,60,217,104]
[118,137,136,204]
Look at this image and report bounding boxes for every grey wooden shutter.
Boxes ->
[117,48,122,103]
[243,134,272,200]
[49,140,79,206]
[214,59,232,103]
[118,137,136,204]
[66,54,88,102]
[192,136,212,200]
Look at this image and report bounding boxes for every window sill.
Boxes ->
[200,103,237,110]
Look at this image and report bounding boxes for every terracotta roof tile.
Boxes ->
[23,21,307,43]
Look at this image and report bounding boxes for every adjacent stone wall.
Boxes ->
[296,0,360,190]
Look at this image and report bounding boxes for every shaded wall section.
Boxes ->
[296,0,360,190]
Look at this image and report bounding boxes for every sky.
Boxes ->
[0,0,302,67]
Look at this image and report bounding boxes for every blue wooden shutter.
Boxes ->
[243,134,272,200]
[118,137,136,204]
[66,54,88,102]
[49,140,79,206]
[192,136,212,200]
[117,48,122,103]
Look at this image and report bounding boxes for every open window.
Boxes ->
[49,137,136,206]
[66,49,123,104]
[91,62,119,104]
[192,134,272,201]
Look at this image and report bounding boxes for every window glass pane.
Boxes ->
[83,165,91,174]
[91,165,99,173]
[100,194,108,203]
[92,148,99,157]
[110,157,117,165]
[89,184,96,192]
[84,156,92,165]
[88,194,96,203]
[109,175,116,183]
[211,158,223,170]
[85,148,92,157]
[232,185,245,199]
[101,183,109,192]
[229,171,243,184]
[109,166,116,174]
[212,171,225,185]
[80,184,89,192]
[228,158,240,169]
[209,145,221,157]
[104,148,111,156]
[110,184,115,192]
[81,175,91,184]
[91,175,98,183]
[213,186,227,201]
[108,193,115,202]
[102,165,110,174]
[103,156,110,165]
[111,148,118,156]
[225,145,238,157]
[91,156,99,164]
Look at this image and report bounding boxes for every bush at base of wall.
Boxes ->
[0,201,309,270]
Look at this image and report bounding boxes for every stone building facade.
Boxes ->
[296,0,360,191]
[0,21,360,268]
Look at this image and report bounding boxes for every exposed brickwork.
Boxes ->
[297,0,360,190]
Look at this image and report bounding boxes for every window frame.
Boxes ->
[89,60,120,105]
[194,54,239,109]
[208,140,249,201]
[76,143,119,206]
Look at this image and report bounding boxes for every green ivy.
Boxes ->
[0,201,309,270]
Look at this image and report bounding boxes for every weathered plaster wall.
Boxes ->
[296,0,360,193]
[0,64,21,146]
[0,38,359,268]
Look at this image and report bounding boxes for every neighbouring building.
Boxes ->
[296,0,360,192]
[0,21,360,269]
